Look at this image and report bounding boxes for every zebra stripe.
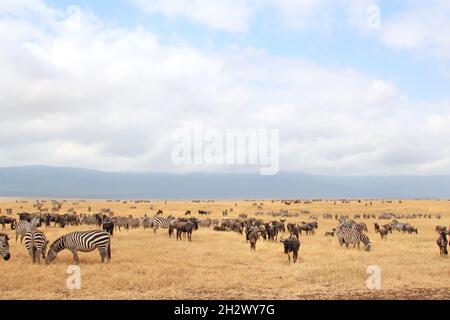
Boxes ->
[12,216,40,243]
[151,215,175,231]
[46,230,111,264]
[337,226,372,251]
[0,233,10,261]
[23,229,48,264]
[113,216,131,230]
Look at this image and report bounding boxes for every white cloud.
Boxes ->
[379,1,450,60]
[133,0,253,32]
[1,2,450,175]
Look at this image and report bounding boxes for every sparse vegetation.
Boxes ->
[0,198,449,299]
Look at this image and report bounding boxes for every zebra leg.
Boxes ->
[36,249,41,264]
[99,247,106,263]
[20,234,24,244]
[71,250,80,264]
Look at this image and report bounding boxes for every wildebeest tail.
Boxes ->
[107,242,111,260]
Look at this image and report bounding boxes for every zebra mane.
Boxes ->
[49,235,67,252]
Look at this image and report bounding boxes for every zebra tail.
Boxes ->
[31,237,37,263]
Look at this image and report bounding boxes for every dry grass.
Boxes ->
[0,198,449,300]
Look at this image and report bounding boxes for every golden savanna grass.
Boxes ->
[0,198,449,299]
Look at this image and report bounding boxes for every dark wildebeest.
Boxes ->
[436,231,448,257]
[0,216,15,230]
[248,230,259,251]
[265,223,278,241]
[280,235,300,264]
[185,210,191,216]
[287,223,299,238]
[324,230,335,237]
[176,219,198,241]
[102,215,114,236]
[436,225,447,234]
[18,212,34,222]
[198,210,211,216]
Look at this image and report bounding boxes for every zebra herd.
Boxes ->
[0,213,112,264]
[0,208,449,266]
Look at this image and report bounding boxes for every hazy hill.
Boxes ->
[0,166,449,199]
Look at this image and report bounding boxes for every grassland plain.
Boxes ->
[0,198,449,300]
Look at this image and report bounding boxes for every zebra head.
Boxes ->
[0,233,11,261]
[42,240,50,259]
[31,215,41,227]
[45,241,60,264]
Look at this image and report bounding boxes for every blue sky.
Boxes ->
[42,0,450,101]
[1,0,450,175]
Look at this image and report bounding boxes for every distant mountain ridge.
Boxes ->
[0,166,449,199]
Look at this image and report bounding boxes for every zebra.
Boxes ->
[23,229,49,264]
[0,233,10,261]
[12,216,40,243]
[337,226,372,252]
[46,230,111,264]
[112,216,130,231]
[151,215,176,233]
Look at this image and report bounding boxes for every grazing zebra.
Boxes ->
[46,230,111,264]
[113,216,130,231]
[337,226,372,252]
[12,216,40,243]
[151,215,176,233]
[23,229,49,264]
[0,233,10,261]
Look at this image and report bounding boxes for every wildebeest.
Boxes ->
[436,231,448,257]
[102,216,114,236]
[287,223,299,238]
[198,210,211,216]
[435,225,447,234]
[324,230,335,237]
[248,230,259,251]
[0,216,15,230]
[176,219,198,241]
[280,235,300,264]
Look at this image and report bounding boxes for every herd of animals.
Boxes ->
[0,200,449,266]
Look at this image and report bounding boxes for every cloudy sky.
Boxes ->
[1,0,450,175]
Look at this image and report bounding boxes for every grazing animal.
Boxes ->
[0,233,10,261]
[46,230,111,264]
[151,215,176,233]
[280,236,300,264]
[436,232,448,257]
[176,220,198,241]
[12,216,40,243]
[102,216,114,236]
[248,230,259,251]
[337,226,372,252]
[0,216,15,230]
[287,223,299,238]
[324,231,334,237]
[23,229,48,264]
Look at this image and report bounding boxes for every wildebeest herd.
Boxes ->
[0,204,449,266]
